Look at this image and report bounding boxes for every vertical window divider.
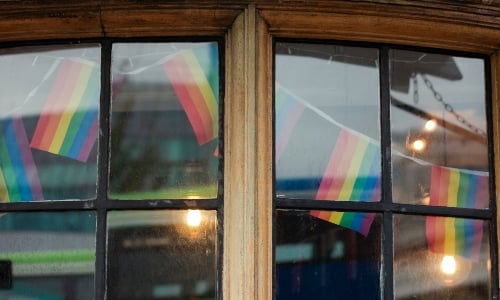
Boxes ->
[488,52,500,300]
[94,40,112,300]
[379,45,394,299]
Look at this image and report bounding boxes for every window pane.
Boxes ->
[390,50,489,208]
[106,210,217,299]
[276,209,381,299]
[0,46,100,202]
[110,42,220,200]
[0,211,96,299]
[275,42,380,201]
[394,214,491,299]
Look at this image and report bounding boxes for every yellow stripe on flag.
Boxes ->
[338,136,368,200]
[49,62,93,153]
[0,169,9,202]
[447,169,460,208]
[444,217,456,255]
[329,211,343,224]
[183,51,218,136]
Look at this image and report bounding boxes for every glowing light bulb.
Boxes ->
[424,119,437,131]
[411,139,426,152]
[186,210,202,227]
[441,255,457,275]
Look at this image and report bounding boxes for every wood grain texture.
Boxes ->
[223,6,257,300]
[258,2,500,53]
[255,13,273,300]
[0,1,244,42]
[1,0,499,48]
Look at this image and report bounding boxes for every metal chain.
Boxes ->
[420,74,487,137]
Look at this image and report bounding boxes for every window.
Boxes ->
[0,40,223,299]
[1,2,500,300]
[274,41,495,299]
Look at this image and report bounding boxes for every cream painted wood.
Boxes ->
[223,6,258,300]
[255,14,273,300]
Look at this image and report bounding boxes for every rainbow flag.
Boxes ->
[275,84,305,161]
[0,117,43,202]
[163,44,219,145]
[426,217,483,260]
[429,165,488,209]
[425,166,488,260]
[311,128,381,236]
[30,58,100,162]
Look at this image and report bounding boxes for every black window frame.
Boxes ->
[272,38,499,299]
[0,36,226,300]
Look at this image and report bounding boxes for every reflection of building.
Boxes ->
[107,211,217,299]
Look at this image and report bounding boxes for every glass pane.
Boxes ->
[0,211,96,299]
[390,50,489,208]
[106,210,217,299]
[0,45,100,202]
[275,209,381,299]
[275,42,380,201]
[394,214,490,299]
[110,42,220,200]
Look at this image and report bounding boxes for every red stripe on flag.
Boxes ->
[37,60,82,150]
[31,60,72,148]
[164,55,214,144]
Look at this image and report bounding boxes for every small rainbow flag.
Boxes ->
[0,117,43,202]
[163,44,219,145]
[429,165,488,209]
[426,166,488,260]
[275,84,305,161]
[30,58,100,162]
[311,128,381,236]
[426,216,483,260]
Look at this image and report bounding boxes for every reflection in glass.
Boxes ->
[110,43,220,200]
[274,43,380,201]
[390,50,489,208]
[0,45,100,201]
[394,214,490,299]
[0,212,96,299]
[275,210,381,299]
[106,210,218,299]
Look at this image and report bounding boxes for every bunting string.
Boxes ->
[276,84,488,177]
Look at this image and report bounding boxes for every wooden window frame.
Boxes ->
[1,1,500,299]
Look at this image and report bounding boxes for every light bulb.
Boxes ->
[441,255,457,275]
[186,210,202,227]
[424,119,437,132]
[410,139,426,152]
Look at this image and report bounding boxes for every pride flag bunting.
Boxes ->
[426,166,488,260]
[30,58,100,162]
[0,117,43,202]
[275,84,305,161]
[311,128,381,236]
[429,165,488,209]
[426,217,483,260]
[163,45,219,145]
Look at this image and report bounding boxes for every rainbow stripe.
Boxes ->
[163,45,219,145]
[0,117,43,202]
[275,84,305,161]
[311,210,375,236]
[426,166,487,260]
[315,129,380,201]
[30,58,100,162]
[311,128,381,236]
[426,216,483,260]
[429,165,488,209]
